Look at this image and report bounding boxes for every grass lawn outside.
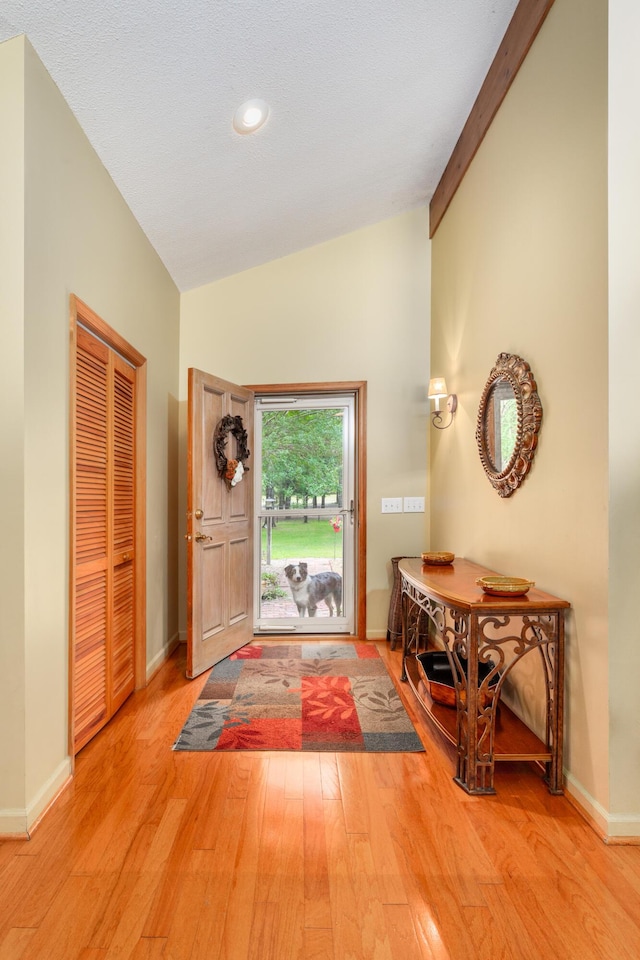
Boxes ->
[261,516,343,560]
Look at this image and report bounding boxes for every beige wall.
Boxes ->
[430,0,613,826]
[608,0,640,826]
[0,38,26,816]
[179,209,431,638]
[0,37,181,833]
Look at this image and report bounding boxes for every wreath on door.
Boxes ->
[214,415,250,489]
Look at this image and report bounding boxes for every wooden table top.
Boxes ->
[399,557,570,612]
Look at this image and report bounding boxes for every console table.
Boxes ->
[399,557,569,796]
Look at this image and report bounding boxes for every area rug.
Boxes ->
[173,642,425,753]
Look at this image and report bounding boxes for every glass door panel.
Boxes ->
[254,395,355,634]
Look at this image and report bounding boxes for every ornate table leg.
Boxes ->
[544,612,565,794]
[401,586,410,682]
[451,615,497,795]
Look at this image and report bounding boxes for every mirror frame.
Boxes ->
[476,352,543,498]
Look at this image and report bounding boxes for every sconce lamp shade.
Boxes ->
[428,376,457,429]
[428,377,448,400]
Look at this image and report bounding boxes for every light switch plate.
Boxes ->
[381,498,403,514]
[404,496,425,513]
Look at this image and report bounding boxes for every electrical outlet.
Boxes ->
[381,498,403,514]
[404,496,425,513]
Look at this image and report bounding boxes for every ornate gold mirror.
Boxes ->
[476,352,542,497]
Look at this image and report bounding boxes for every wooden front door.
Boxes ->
[70,297,146,754]
[186,370,254,678]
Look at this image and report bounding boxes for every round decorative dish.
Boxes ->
[476,576,534,597]
[421,551,454,565]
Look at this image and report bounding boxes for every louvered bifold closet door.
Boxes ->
[111,355,136,712]
[74,327,136,753]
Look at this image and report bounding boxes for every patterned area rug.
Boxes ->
[173,642,424,753]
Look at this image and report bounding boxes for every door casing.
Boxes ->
[247,381,367,640]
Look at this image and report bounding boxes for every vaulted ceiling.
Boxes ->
[1,1,519,291]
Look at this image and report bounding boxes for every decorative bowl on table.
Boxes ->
[476,576,534,597]
[421,551,454,566]
[416,650,499,709]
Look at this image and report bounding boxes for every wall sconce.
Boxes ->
[428,377,458,430]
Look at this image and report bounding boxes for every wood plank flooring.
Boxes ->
[2,641,640,959]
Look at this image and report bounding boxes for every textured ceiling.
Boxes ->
[1,1,519,291]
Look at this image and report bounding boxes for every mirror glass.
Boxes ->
[476,353,543,498]
[483,377,517,472]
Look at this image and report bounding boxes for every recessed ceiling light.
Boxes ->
[233,99,270,134]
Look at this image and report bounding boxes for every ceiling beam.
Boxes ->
[429,0,556,237]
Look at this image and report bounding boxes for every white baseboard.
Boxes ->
[564,771,640,841]
[605,814,640,841]
[146,631,180,682]
[0,808,29,837]
[366,629,387,640]
[178,629,187,643]
[0,756,72,838]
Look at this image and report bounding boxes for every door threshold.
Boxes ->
[252,633,365,642]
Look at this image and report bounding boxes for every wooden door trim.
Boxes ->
[69,296,147,759]
[247,381,367,641]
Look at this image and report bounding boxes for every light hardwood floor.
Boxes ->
[2,641,640,960]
